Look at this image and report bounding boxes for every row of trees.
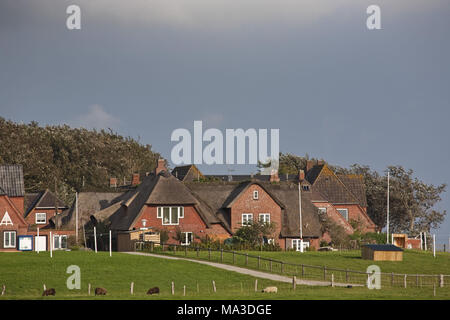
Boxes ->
[277,153,447,235]
[0,117,160,204]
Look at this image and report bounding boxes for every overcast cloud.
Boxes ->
[1,0,449,240]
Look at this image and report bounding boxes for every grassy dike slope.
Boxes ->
[0,251,449,300]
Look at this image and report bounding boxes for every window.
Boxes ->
[318,208,327,215]
[302,185,310,191]
[259,213,270,224]
[253,190,259,200]
[3,231,16,248]
[292,239,309,251]
[242,213,253,226]
[337,208,349,221]
[35,213,46,224]
[53,235,67,250]
[181,232,193,246]
[159,207,183,225]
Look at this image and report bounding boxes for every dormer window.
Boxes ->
[158,207,184,225]
[302,185,310,191]
[36,213,46,224]
[253,190,259,200]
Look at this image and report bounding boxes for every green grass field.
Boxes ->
[0,251,449,300]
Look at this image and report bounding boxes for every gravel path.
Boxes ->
[125,251,363,287]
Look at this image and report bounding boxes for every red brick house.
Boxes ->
[0,165,73,252]
[82,161,322,251]
[305,160,376,235]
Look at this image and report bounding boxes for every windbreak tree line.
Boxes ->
[277,153,447,235]
[0,117,160,205]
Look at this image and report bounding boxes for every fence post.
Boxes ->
[220,249,223,262]
[270,259,273,272]
[254,279,258,292]
[258,256,261,269]
[171,281,175,295]
[281,262,284,274]
[88,283,91,295]
[293,276,296,290]
[332,274,335,287]
[391,272,394,287]
[197,247,199,257]
[185,245,187,256]
[208,248,211,260]
[245,253,248,266]
[323,266,327,280]
[345,269,349,282]
[174,244,177,254]
[440,274,444,288]
[416,274,419,287]
[130,282,134,295]
[302,264,305,277]
[404,274,407,289]
[183,285,186,296]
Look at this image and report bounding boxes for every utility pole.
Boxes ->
[386,171,390,244]
[75,192,79,244]
[298,182,303,253]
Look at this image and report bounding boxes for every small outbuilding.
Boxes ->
[361,244,403,261]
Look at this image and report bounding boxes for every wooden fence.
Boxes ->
[136,242,450,289]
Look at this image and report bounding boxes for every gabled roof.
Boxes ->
[24,189,68,217]
[0,165,25,197]
[307,164,362,205]
[172,165,204,182]
[221,180,285,209]
[111,170,203,231]
[337,174,367,207]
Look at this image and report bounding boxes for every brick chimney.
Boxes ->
[155,159,167,175]
[131,173,140,186]
[270,169,280,182]
[306,160,315,172]
[109,177,117,188]
[299,170,305,182]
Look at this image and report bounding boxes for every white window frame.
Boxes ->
[318,207,327,215]
[181,232,193,246]
[292,239,309,251]
[4,231,16,248]
[337,208,349,221]
[159,207,183,225]
[35,212,46,224]
[242,213,253,226]
[53,235,67,250]
[253,190,259,200]
[259,213,270,224]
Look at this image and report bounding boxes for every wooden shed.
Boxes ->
[361,244,403,261]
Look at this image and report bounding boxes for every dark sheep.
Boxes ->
[95,287,107,295]
[42,288,56,296]
[146,287,160,295]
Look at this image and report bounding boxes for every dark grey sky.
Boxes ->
[1,0,449,241]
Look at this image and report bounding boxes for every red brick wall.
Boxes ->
[312,202,354,234]
[230,184,282,246]
[0,195,28,251]
[333,204,376,233]
[133,205,229,244]
[25,208,58,228]
[9,196,24,215]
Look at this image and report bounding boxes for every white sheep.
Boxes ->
[261,286,278,293]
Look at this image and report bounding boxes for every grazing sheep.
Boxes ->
[42,288,56,296]
[95,287,107,295]
[146,287,160,295]
[261,286,278,293]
